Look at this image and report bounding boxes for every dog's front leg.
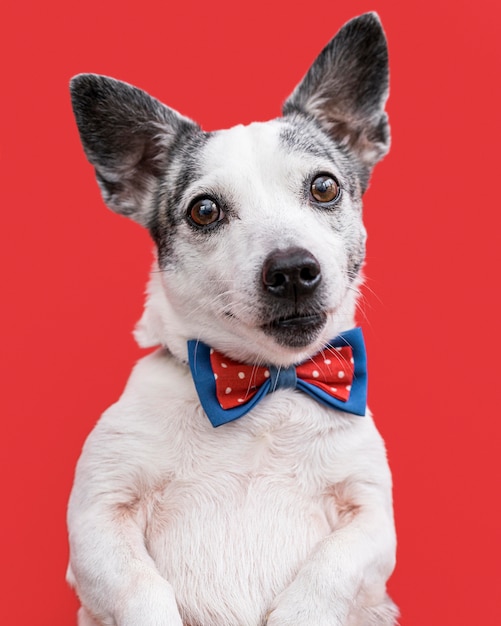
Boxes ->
[67,426,183,626]
[266,481,397,626]
[68,499,183,626]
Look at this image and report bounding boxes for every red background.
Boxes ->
[2,0,500,624]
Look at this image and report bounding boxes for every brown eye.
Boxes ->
[310,175,340,204]
[189,198,223,227]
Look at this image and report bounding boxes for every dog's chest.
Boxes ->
[126,352,358,624]
[146,422,344,625]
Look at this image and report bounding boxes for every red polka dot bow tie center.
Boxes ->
[210,347,354,410]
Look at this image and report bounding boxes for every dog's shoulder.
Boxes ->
[80,350,195,443]
[125,347,194,402]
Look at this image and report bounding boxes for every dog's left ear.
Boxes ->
[283,12,390,178]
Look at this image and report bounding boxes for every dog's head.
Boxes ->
[70,13,389,367]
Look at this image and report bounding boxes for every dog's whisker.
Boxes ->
[185,290,243,319]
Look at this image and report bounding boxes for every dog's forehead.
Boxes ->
[204,121,282,164]
[199,120,338,184]
[208,121,281,155]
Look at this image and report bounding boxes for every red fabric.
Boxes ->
[210,346,354,409]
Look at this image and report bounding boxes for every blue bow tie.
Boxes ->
[187,327,367,427]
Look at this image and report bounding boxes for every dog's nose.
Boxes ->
[262,247,322,300]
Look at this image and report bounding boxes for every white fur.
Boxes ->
[67,121,398,625]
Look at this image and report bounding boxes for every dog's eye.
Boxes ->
[189,198,224,227]
[310,175,340,204]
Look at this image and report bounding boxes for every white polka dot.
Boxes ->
[221,362,228,368]
[210,348,214,355]
[324,359,331,365]
[238,372,245,379]
[346,385,352,391]
[225,387,232,394]
[312,370,320,378]
[237,398,244,403]
[264,370,270,378]
[335,347,342,351]
[338,370,345,379]
[214,373,218,380]
[330,387,338,393]
[350,357,354,364]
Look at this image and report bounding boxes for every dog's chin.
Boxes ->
[262,312,327,350]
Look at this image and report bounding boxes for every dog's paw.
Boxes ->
[266,606,345,626]
[266,591,399,626]
[264,566,363,626]
[265,589,348,626]
[117,577,183,626]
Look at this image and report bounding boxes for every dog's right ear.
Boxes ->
[70,74,199,227]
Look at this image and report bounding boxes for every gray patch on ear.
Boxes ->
[283,12,390,175]
[70,74,200,227]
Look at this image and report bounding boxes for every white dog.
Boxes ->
[67,12,398,626]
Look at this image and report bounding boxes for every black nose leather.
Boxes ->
[262,247,322,300]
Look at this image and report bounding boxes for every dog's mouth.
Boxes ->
[270,313,325,329]
[262,311,327,348]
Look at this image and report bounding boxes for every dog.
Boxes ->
[67,12,398,626]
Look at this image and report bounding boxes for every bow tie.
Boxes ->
[187,327,367,427]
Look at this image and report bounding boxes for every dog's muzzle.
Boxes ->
[261,247,327,348]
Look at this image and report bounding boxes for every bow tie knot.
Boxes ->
[188,327,367,427]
